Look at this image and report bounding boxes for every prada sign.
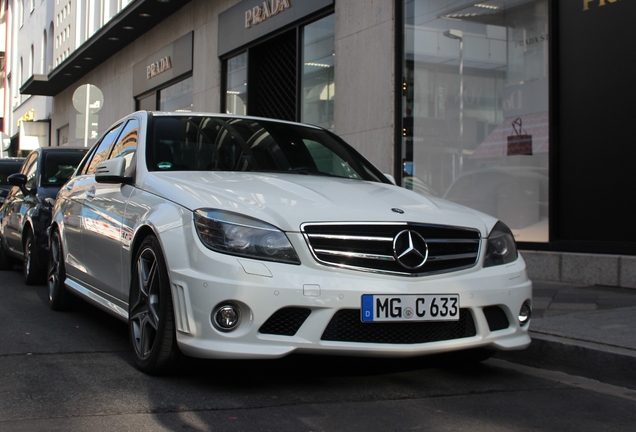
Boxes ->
[219,0,332,56]
[245,0,291,29]
[133,32,193,97]
[583,0,623,11]
[147,56,173,80]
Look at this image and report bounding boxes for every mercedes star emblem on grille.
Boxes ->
[393,230,428,270]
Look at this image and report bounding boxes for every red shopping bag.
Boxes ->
[507,118,533,156]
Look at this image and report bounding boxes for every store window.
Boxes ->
[402,0,549,243]
[225,53,247,115]
[221,12,335,127]
[301,14,335,130]
[160,77,193,112]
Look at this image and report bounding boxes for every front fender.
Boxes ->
[122,193,191,304]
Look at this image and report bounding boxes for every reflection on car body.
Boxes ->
[48,111,532,375]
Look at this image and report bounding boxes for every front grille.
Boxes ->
[483,306,510,331]
[259,307,311,336]
[302,223,481,276]
[321,309,476,344]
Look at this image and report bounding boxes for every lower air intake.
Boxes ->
[321,309,476,344]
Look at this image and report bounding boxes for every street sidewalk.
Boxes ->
[498,281,636,390]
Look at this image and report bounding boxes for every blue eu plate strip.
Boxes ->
[361,294,374,322]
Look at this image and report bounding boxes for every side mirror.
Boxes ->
[7,173,33,195]
[95,157,132,184]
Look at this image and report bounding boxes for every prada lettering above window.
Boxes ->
[245,0,291,28]
[583,0,623,11]
[147,56,173,80]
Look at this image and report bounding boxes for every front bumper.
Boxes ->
[162,229,532,360]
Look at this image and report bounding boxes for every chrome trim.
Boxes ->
[300,221,482,277]
[65,277,129,321]
[307,233,393,242]
[314,249,396,261]
[425,238,480,244]
[426,253,478,262]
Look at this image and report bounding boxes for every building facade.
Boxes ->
[5,0,636,288]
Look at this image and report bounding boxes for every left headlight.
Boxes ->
[194,209,300,265]
[484,221,518,267]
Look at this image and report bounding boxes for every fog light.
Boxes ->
[213,303,241,331]
[518,301,532,326]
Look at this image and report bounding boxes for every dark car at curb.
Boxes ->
[0,158,25,205]
[0,147,88,284]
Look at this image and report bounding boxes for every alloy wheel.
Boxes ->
[130,247,161,360]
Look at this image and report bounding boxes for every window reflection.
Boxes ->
[302,14,334,130]
[160,77,193,112]
[226,53,248,115]
[403,0,549,242]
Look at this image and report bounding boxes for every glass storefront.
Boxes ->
[225,53,248,115]
[223,13,334,129]
[301,14,335,130]
[160,76,194,112]
[403,0,549,243]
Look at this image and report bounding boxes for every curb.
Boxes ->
[496,331,636,391]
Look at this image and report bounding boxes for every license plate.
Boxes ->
[361,294,460,322]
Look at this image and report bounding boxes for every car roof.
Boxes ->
[145,111,324,130]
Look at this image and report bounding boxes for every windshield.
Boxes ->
[148,116,388,182]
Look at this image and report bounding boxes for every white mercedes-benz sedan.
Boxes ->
[48,111,532,374]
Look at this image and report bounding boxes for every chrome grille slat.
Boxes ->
[426,253,478,262]
[302,222,481,276]
[307,234,393,242]
[314,249,396,261]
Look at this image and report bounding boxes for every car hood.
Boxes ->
[140,172,497,236]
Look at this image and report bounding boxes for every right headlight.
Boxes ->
[194,209,300,265]
[484,221,518,267]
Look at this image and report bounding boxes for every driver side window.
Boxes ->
[23,154,39,190]
[81,124,123,175]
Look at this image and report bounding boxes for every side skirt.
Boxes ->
[65,276,129,322]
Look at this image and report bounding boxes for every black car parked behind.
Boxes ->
[0,147,88,284]
[0,158,25,205]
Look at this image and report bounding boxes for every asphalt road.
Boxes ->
[1,267,635,431]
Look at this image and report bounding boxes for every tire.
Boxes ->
[24,230,44,285]
[0,235,15,271]
[129,236,181,375]
[47,229,70,311]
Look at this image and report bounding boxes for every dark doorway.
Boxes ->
[248,29,297,121]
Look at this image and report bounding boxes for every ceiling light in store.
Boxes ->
[123,26,134,30]
[108,37,119,41]
[139,13,151,17]
[305,62,331,68]
[227,91,240,95]
[474,3,499,10]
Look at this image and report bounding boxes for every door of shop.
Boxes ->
[248,29,297,121]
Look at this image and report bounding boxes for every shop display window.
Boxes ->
[403,0,549,242]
